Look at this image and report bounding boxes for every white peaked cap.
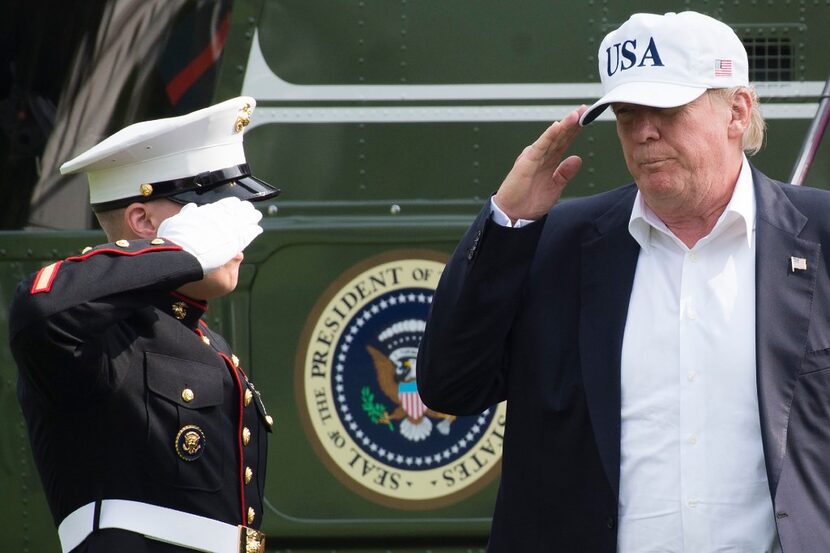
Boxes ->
[60,96,278,210]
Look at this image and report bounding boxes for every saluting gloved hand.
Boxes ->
[157,197,264,274]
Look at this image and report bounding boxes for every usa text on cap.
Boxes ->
[60,96,280,212]
[580,11,749,126]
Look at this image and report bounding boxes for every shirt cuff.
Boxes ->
[490,198,536,228]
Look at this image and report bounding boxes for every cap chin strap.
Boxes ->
[90,164,252,213]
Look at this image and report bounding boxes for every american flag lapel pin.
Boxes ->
[790,256,807,273]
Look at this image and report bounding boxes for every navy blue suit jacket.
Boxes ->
[417,166,830,552]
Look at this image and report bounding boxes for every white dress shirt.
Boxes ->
[620,157,779,553]
[491,157,781,552]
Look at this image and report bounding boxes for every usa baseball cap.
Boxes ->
[60,96,280,212]
[580,11,749,126]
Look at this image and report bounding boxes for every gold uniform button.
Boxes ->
[265,415,274,428]
[245,466,253,484]
[81,246,93,254]
[247,507,256,525]
[231,354,240,368]
[150,238,165,245]
[115,239,129,248]
[140,183,154,197]
[242,427,251,446]
[244,389,253,407]
[181,388,194,402]
[201,335,210,346]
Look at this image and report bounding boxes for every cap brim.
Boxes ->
[579,82,708,126]
[169,175,280,206]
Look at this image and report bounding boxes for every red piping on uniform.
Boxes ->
[219,351,247,524]
[170,291,208,311]
[65,246,183,263]
[166,13,231,106]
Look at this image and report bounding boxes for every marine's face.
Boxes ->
[612,91,733,212]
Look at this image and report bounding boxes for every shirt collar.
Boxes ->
[628,155,755,252]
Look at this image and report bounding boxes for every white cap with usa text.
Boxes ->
[580,11,749,126]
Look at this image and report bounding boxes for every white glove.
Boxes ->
[157,197,263,273]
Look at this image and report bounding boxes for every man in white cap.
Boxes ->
[9,97,278,552]
[419,11,830,553]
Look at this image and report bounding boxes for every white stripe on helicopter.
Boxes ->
[241,30,822,125]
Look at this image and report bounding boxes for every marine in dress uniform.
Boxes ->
[9,97,279,553]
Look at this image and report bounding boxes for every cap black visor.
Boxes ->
[90,164,280,212]
[168,175,280,206]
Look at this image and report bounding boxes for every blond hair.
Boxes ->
[709,86,767,156]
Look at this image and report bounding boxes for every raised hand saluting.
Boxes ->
[492,105,588,223]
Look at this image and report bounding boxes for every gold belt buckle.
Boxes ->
[238,526,266,553]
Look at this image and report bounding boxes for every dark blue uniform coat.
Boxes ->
[9,238,271,552]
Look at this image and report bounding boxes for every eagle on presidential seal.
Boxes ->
[364,319,455,442]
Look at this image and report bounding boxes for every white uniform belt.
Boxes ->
[57,499,265,553]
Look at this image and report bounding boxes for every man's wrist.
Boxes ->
[490,197,536,228]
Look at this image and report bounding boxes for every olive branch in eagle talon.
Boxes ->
[364,343,456,442]
[361,387,394,430]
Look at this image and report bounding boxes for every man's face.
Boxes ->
[613,91,735,213]
[147,199,243,301]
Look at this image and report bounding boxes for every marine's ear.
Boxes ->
[124,202,157,239]
[124,199,183,239]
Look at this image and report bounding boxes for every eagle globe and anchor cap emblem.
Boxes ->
[298,252,506,508]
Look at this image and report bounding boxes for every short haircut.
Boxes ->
[94,207,126,241]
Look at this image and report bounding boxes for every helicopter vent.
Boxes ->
[737,23,804,83]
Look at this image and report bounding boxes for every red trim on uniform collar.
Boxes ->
[170,291,208,313]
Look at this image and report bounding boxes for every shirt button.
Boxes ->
[690,252,698,263]
[687,306,698,320]
[687,435,698,445]
[687,371,698,382]
[687,499,699,508]
[181,388,195,403]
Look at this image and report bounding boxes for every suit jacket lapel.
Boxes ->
[579,186,640,497]
[754,166,818,494]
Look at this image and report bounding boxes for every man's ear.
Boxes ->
[727,88,752,139]
[124,203,157,238]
